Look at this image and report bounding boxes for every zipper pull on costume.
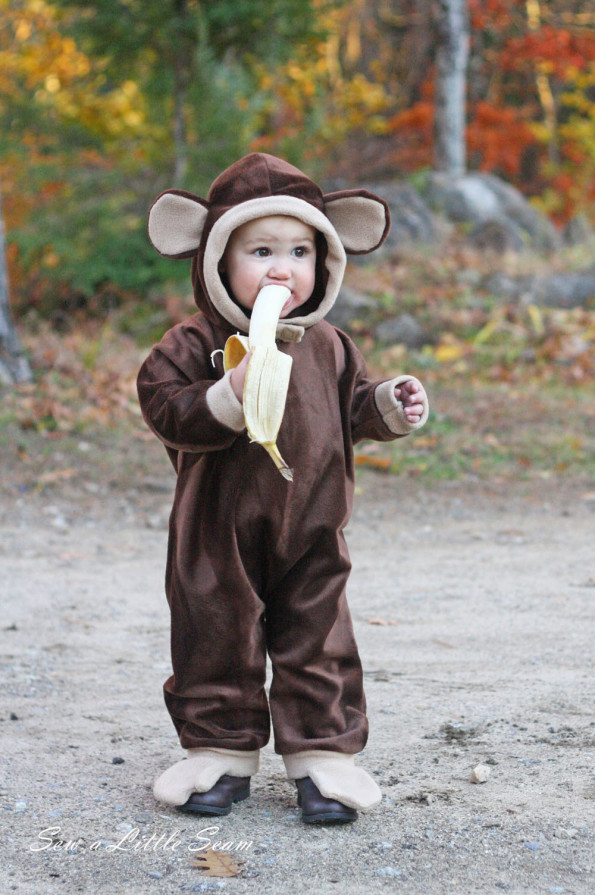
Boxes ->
[138,153,429,819]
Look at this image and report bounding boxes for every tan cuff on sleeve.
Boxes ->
[374,375,429,435]
[205,370,246,433]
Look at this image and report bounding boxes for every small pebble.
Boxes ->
[470,764,491,784]
[378,867,402,877]
[14,800,27,812]
[525,841,542,851]
[555,827,577,839]
[112,757,125,765]
[147,870,163,879]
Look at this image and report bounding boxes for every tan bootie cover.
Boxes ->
[153,747,260,807]
[283,751,382,810]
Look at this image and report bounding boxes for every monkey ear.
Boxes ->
[148,190,209,258]
[323,190,390,254]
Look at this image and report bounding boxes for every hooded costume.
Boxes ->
[137,153,429,810]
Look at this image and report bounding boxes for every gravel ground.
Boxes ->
[1,471,594,895]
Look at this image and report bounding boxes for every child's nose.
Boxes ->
[267,260,291,279]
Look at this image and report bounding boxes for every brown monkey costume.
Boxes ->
[137,153,429,811]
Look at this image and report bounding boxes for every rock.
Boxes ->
[378,867,403,877]
[470,764,491,784]
[564,214,595,246]
[555,827,578,839]
[424,172,561,252]
[481,270,595,308]
[479,173,561,251]
[374,313,432,349]
[481,272,532,300]
[363,182,439,248]
[466,219,527,253]
[326,285,375,331]
[530,273,595,308]
[427,173,501,221]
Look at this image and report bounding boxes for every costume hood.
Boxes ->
[148,153,390,342]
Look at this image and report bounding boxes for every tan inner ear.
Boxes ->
[148,193,208,257]
[324,196,387,253]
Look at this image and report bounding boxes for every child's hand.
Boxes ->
[395,379,426,424]
[230,351,252,403]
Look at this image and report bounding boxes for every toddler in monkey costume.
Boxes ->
[137,153,429,823]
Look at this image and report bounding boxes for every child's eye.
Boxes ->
[253,247,271,257]
[293,246,310,258]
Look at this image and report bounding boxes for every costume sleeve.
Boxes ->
[137,325,246,454]
[337,331,429,444]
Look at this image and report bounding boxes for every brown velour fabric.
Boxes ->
[137,153,415,756]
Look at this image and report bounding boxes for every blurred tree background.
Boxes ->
[2,0,594,314]
[1,0,594,484]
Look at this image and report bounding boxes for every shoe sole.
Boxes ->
[177,784,251,816]
[301,809,357,824]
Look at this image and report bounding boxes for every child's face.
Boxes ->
[222,216,317,318]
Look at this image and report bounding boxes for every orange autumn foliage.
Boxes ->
[501,27,595,78]
[467,102,536,178]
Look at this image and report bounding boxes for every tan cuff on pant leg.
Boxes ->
[283,750,382,810]
[153,747,260,806]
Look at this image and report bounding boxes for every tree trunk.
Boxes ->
[172,0,190,187]
[433,0,470,177]
[0,180,32,385]
[172,60,189,187]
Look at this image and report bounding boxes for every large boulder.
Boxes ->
[374,313,434,348]
[425,172,562,252]
[465,219,527,253]
[482,269,595,308]
[563,215,595,247]
[362,182,440,249]
[326,285,376,331]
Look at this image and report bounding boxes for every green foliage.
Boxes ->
[3,0,332,316]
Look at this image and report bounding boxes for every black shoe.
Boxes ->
[296,776,358,824]
[178,775,251,816]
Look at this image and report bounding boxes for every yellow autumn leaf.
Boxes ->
[434,343,466,362]
[527,304,545,336]
[474,309,505,346]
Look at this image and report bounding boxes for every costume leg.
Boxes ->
[265,529,368,755]
[265,530,382,812]
[163,528,271,752]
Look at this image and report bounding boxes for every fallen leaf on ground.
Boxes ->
[354,455,391,471]
[37,468,78,485]
[191,847,244,878]
[366,617,399,626]
[413,435,438,448]
[431,638,456,649]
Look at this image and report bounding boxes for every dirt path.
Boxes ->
[1,472,594,894]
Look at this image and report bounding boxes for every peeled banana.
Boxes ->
[224,285,294,481]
